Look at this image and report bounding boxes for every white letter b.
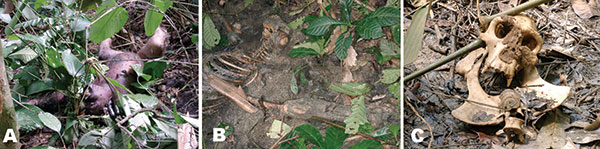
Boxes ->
[213,128,226,142]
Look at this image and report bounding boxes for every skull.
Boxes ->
[479,15,543,86]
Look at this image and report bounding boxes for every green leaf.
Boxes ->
[389,81,400,99]
[127,94,158,108]
[289,48,320,58]
[380,40,400,58]
[143,61,168,79]
[152,118,178,139]
[358,123,374,134]
[404,4,430,65]
[392,25,400,44]
[288,16,305,30]
[266,120,292,139]
[334,32,352,60]
[34,0,50,10]
[71,16,91,32]
[16,33,46,46]
[38,112,61,133]
[349,140,382,149]
[131,64,152,81]
[217,123,234,137]
[16,104,44,132]
[344,96,369,134]
[339,0,353,24]
[61,51,84,77]
[329,82,371,96]
[45,49,62,68]
[389,124,400,138]
[191,34,198,44]
[300,72,308,86]
[27,80,53,95]
[180,115,200,128]
[172,103,185,124]
[202,15,220,50]
[356,19,384,39]
[280,131,305,149]
[89,7,129,43]
[325,126,348,149]
[369,7,401,26]
[144,0,172,36]
[381,67,401,84]
[296,124,325,147]
[9,47,38,64]
[244,0,254,7]
[304,16,344,36]
[106,77,133,94]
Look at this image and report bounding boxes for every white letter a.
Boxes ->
[3,129,17,143]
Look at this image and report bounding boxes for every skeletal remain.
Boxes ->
[453,15,570,142]
[479,15,542,86]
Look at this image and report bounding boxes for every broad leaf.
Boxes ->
[27,80,53,95]
[266,120,292,139]
[244,0,254,7]
[369,7,401,26]
[389,124,400,138]
[389,81,400,99]
[339,0,353,24]
[356,19,384,39]
[296,124,325,147]
[61,51,84,77]
[217,123,234,137]
[291,73,298,94]
[334,32,352,60]
[304,16,344,36]
[329,82,371,96]
[380,40,400,58]
[325,126,348,149]
[381,67,401,84]
[106,77,133,94]
[344,96,368,134]
[89,7,129,43]
[153,118,178,139]
[9,47,38,64]
[289,48,320,58]
[288,16,305,30]
[16,104,44,132]
[143,61,168,79]
[404,4,430,65]
[202,15,220,49]
[349,140,382,149]
[127,94,158,108]
[38,112,61,133]
[131,64,152,81]
[144,0,172,36]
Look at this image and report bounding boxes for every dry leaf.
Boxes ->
[341,66,354,82]
[573,0,600,19]
[536,109,569,149]
[325,27,342,55]
[563,138,577,149]
[344,46,357,67]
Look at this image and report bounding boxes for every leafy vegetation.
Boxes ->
[1,0,198,148]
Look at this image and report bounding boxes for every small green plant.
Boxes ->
[288,0,400,61]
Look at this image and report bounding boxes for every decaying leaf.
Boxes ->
[536,109,569,149]
[341,66,354,82]
[325,27,343,55]
[266,120,292,139]
[344,46,357,67]
[573,0,600,19]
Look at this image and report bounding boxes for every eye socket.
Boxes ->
[494,21,513,38]
[521,34,538,50]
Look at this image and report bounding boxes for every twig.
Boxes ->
[118,108,154,125]
[269,127,297,149]
[578,87,600,103]
[405,98,433,149]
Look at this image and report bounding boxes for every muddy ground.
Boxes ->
[202,0,399,148]
[404,0,600,148]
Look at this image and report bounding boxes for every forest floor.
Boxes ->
[404,0,600,148]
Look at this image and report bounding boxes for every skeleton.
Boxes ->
[452,15,570,142]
